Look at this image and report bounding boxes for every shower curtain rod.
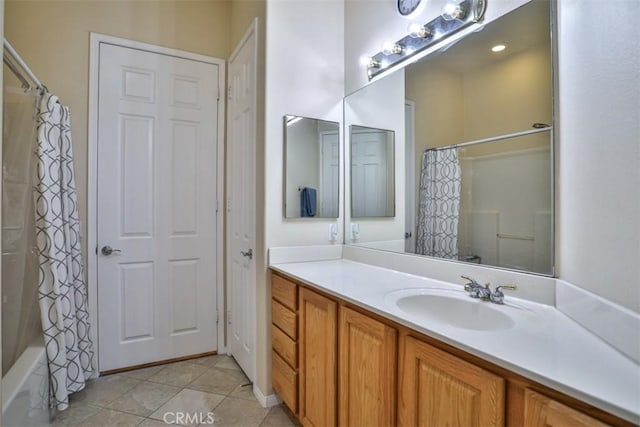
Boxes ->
[3,53,32,89]
[3,38,44,90]
[425,126,552,152]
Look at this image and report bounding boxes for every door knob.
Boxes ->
[101,245,122,256]
[240,249,253,260]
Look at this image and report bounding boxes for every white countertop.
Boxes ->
[270,259,640,424]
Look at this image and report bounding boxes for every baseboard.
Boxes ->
[253,385,281,408]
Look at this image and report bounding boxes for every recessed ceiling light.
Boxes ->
[492,44,506,53]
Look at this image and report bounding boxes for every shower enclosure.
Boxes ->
[2,64,41,377]
[2,42,50,426]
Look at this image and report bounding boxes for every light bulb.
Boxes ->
[367,57,381,69]
[408,23,432,39]
[382,41,404,56]
[442,1,467,21]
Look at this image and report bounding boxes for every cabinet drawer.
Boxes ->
[272,324,297,368]
[272,274,298,310]
[272,350,298,413]
[272,299,297,339]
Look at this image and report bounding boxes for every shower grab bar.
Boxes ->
[496,233,534,241]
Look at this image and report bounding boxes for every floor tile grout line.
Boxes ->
[101,381,183,420]
[58,356,291,427]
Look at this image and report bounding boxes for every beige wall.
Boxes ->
[408,42,552,154]
[463,44,552,143]
[5,0,231,266]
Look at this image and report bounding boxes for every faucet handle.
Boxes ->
[490,284,517,304]
[461,275,479,288]
[461,275,480,293]
[460,275,478,284]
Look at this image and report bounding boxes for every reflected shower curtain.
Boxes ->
[415,148,461,259]
[34,93,94,410]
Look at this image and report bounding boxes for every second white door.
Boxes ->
[227,23,257,381]
[97,43,220,372]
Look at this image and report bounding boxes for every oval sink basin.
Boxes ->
[388,289,516,331]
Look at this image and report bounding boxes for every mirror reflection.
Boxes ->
[284,115,340,218]
[344,0,553,275]
[350,125,395,217]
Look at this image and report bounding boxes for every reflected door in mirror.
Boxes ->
[350,125,395,218]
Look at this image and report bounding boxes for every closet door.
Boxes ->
[97,43,220,371]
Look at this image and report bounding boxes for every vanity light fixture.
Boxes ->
[366,0,487,80]
[491,44,506,52]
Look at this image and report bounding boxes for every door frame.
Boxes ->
[87,33,226,372]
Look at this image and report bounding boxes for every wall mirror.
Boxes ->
[350,125,395,218]
[344,0,554,275]
[284,115,340,218]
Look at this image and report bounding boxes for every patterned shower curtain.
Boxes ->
[415,148,461,259]
[34,93,94,411]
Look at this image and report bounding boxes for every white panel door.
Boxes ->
[351,131,388,217]
[227,24,257,381]
[319,131,339,217]
[97,43,219,371]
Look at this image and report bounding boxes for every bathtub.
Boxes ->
[2,339,51,426]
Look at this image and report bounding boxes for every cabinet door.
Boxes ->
[339,306,397,427]
[524,389,609,427]
[398,336,505,427]
[299,287,337,427]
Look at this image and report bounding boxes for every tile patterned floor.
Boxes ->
[53,355,298,427]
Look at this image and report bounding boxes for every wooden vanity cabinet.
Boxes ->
[298,286,337,427]
[398,335,505,427]
[339,306,397,427]
[270,270,629,427]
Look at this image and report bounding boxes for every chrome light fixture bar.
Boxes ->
[367,0,487,80]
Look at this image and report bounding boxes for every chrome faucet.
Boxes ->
[461,276,517,304]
